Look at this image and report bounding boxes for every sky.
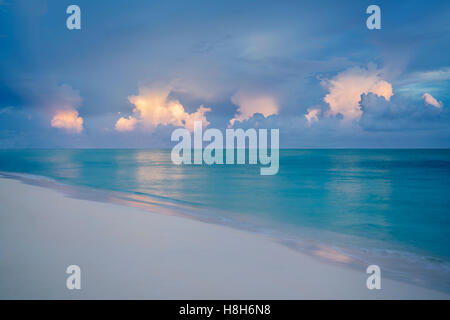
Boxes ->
[0,0,449,148]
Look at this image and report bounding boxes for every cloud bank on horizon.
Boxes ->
[115,86,211,133]
[0,0,449,148]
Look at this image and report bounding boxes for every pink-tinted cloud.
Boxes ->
[305,108,320,125]
[48,84,84,133]
[115,86,211,132]
[51,110,83,133]
[115,116,137,132]
[422,93,443,108]
[323,67,393,121]
[230,91,278,126]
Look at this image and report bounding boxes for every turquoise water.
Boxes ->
[1,149,450,289]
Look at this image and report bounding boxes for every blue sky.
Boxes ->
[1,0,449,148]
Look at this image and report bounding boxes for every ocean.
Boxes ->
[1,149,449,291]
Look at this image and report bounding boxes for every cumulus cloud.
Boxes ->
[323,67,393,121]
[360,93,446,131]
[49,84,84,133]
[115,86,211,132]
[51,110,84,133]
[229,91,279,126]
[305,108,320,125]
[422,93,443,108]
[115,116,137,132]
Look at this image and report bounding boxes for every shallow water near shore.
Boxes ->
[1,149,449,292]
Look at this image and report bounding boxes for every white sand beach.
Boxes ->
[0,177,448,299]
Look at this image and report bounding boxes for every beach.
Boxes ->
[0,177,448,299]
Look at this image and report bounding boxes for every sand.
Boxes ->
[0,177,448,299]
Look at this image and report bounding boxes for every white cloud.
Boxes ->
[230,91,278,126]
[422,93,443,108]
[0,106,14,115]
[51,110,83,133]
[398,68,450,85]
[323,67,393,121]
[305,108,320,125]
[115,86,211,132]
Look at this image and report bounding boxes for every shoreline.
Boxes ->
[1,170,450,293]
[0,175,449,299]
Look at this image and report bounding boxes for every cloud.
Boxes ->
[305,108,320,125]
[359,93,447,131]
[0,106,14,115]
[40,84,83,116]
[395,68,450,100]
[323,66,393,121]
[230,91,279,126]
[115,116,137,132]
[51,110,83,133]
[49,84,84,133]
[115,86,211,132]
[398,68,450,85]
[422,93,443,108]
[240,33,287,60]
